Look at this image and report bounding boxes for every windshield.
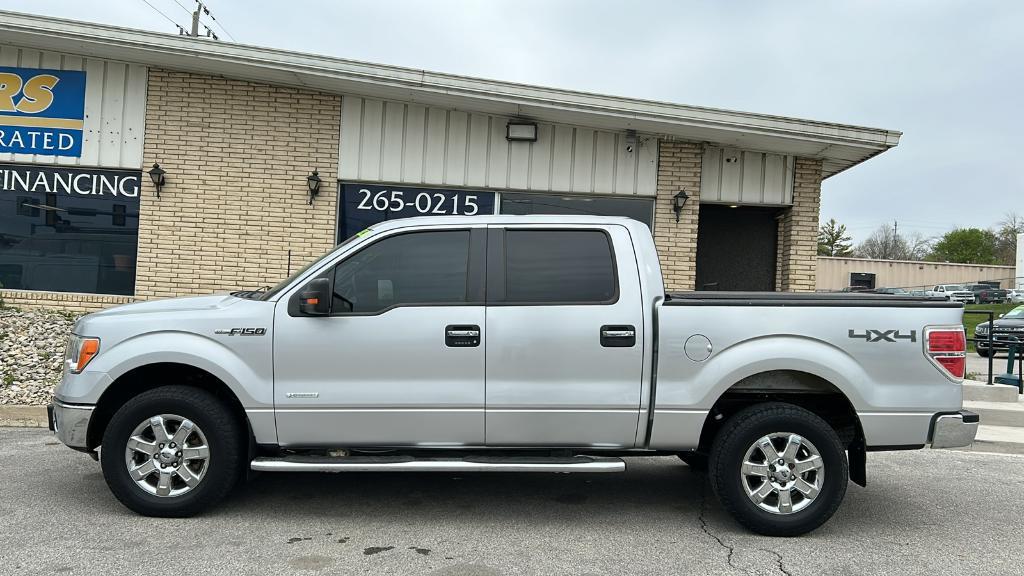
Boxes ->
[942,285,964,291]
[1005,306,1024,320]
[256,233,365,301]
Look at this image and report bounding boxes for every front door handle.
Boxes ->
[601,325,636,347]
[446,324,481,347]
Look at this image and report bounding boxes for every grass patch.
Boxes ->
[964,302,1021,352]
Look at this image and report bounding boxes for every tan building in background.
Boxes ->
[817,257,1018,291]
[0,12,900,312]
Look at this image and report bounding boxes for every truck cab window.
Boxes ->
[331,230,470,313]
[504,230,616,304]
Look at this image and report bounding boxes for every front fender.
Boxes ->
[63,331,272,408]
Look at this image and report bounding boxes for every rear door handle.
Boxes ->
[601,325,636,347]
[446,324,481,347]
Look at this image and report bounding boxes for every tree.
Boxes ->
[817,218,854,257]
[927,228,999,264]
[856,224,912,260]
[994,212,1023,266]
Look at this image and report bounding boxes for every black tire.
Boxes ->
[677,452,709,472]
[708,402,848,537]
[977,348,990,358]
[100,385,244,517]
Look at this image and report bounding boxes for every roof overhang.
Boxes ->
[0,10,901,178]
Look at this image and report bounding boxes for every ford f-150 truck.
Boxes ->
[49,216,978,536]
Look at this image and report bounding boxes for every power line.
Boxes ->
[138,0,187,32]
[169,0,192,16]
[201,1,237,41]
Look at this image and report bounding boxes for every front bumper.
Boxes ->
[48,400,95,450]
[930,410,979,449]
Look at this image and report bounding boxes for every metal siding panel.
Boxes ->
[571,128,594,193]
[402,104,426,183]
[763,153,785,202]
[444,110,468,186]
[528,123,553,190]
[719,147,742,203]
[423,107,447,185]
[359,99,384,181]
[381,100,405,182]
[55,54,84,166]
[465,113,489,186]
[783,155,795,204]
[741,150,764,204]
[486,115,509,188]
[635,136,658,197]
[117,63,146,168]
[614,132,637,195]
[98,61,126,168]
[339,96,363,179]
[593,131,616,194]
[507,140,530,191]
[701,146,722,202]
[79,58,107,167]
[550,124,574,191]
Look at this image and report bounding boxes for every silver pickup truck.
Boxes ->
[49,215,977,536]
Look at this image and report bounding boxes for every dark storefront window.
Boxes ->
[0,164,140,295]
[499,192,654,229]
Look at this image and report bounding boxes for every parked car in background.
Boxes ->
[965,284,1008,304]
[975,305,1024,357]
[927,284,975,304]
[909,290,929,297]
[875,287,911,295]
[1008,289,1024,304]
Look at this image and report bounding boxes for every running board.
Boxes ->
[250,454,625,473]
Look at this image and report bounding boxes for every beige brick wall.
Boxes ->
[653,141,702,291]
[0,290,133,313]
[777,157,823,292]
[136,70,341,299]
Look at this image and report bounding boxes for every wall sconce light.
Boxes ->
[672,190,689,223]
[506,121,538,142]
[147,163,166,198]
[306,169,322,205]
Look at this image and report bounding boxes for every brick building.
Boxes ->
[0,12,900,312]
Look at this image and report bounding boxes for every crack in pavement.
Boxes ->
[698,483,793,576]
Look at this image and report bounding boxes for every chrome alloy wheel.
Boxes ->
[740,432,824,515]
[123,414,211,497]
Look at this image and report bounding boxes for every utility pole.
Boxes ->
[190,2,203,37]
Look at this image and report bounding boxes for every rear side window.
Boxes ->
[504,230,616,303]
[331,230,470,314]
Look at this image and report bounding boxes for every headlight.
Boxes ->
[65,335,100,374]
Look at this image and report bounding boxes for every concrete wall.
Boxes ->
[817,257,1017,291]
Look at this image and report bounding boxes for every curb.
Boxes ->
[0,405,49,428]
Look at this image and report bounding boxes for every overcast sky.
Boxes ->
[5,0,1021,242]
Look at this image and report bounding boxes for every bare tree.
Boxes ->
[995,211,1023,265]
[856,224,911,260]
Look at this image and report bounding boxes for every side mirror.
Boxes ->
[298,278,331,316]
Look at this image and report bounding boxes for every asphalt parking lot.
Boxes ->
[2,427,1022,576]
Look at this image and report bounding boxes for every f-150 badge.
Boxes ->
[214,327,267,336]
[848,329,916,343]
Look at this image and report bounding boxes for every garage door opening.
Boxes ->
[695,204,781,291]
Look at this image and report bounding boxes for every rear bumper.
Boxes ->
[48,400,95,450]
[929,410,979,449]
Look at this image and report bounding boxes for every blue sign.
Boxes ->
[0,67,86,157]
[339,183,496,241]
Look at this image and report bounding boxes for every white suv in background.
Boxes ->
[928,284,975,304]
[1009,289,1024,304]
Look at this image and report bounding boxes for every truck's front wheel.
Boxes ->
[100,386,243,517]
[708,402,848,536]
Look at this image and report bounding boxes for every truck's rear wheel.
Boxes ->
[708,402,848,536]
[100,386,243,517]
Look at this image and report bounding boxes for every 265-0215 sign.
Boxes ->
[339,183,495,241]
[0,67,86,157]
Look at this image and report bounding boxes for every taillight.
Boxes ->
[924,326,966,380]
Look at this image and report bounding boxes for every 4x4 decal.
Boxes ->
[848,329,917,343]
